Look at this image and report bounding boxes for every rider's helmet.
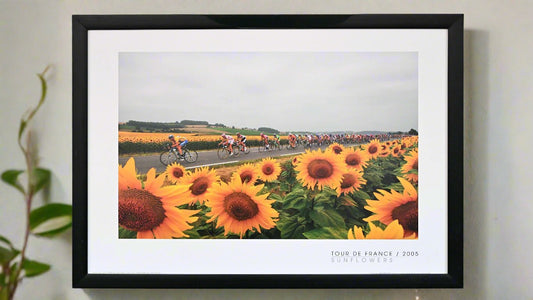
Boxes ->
[236,132,241,137]
[168,135,174,139]
[260,132,264,137]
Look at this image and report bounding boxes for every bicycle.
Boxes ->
[235,141,250,154]
[217,143,239,159]
[160,144,198,165]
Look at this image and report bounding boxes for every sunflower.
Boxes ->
[256,157,282,182]
[364,177,418,237]
[364,139,381,159]
[401,148,418,183]
[181,167,219,205]
[165,162,187,184]
[328,143,345,155]
[119,158,198,239]
[233,163,259,184]
[337,169,366,196]
[391,145,402,157]
[295,149,347,190]
[342,148,369,171]
[205,176,278,238]
[347,220,416,239]
[378,144,390,157]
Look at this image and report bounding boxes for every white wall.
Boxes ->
[1,0,532,299]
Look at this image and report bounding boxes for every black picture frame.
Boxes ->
[72,14,463,288]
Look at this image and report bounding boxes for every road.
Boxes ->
[119,145,312,174]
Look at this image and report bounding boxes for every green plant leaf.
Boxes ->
[32,168,51,194]
[282,188,308,211]
[21,259,50,277]
[118,227,138,239]
[0,235,14,250]
[303,227,348,239]
[29,203,72,237]
[0,246,18,265]
[1,170,25,194]
[268,193,282,202]
[309,208,345,228]
[276,215,306,239]
[18,119,28,142]
[0,273,5,287]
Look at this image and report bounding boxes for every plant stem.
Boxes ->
[9,133,35,300]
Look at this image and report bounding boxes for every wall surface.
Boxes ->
[1,0,532,299]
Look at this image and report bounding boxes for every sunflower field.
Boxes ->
[118,136,419,239]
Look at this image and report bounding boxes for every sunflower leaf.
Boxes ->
[268,193,282,202]
[21,258,50,277]
[29,203,72,237]
[277,214,306,239]
[309,208,345,228]
[282,188,308,211]
[303,227,348,239]
[1,170,25,194]
[118,227,138,239]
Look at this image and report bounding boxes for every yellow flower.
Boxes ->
[233,163,259,184]
[364,139,381,159]
[364,177,418,237]
[328,143,345,155]
[401,148,418,183]
[181,167,219,205]
[342,148,369,171]
[165,162,187,183]
[294,149,347,190]
[337,169,366,196]
[347,220,416,239]
[378,143,390,157]
[119,158,198,239]
[256,157,282,182]
[391,145,402,157]
[205,176,278,238]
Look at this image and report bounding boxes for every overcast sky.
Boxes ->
[119,52,417,132]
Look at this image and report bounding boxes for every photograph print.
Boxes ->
[117,51,419,240]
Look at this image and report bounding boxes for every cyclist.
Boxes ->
[169,134,188,157]
[236,132,247,152]
[274,134,281,148]
[260,132,270,150]
[219,133,235,156]
[288,132,297,148]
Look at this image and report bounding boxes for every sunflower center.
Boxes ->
[368,145,378,154]
[262,164,274,175]
[240,170,254,183]
[412,159,418,170]
[223,192,259,221]
[172,168,184,179]
[391,201,418,233]
[393,148,400,154]
[340,173,357,189]
[190,177,210,195]
[332,146,343,154]
[345,153,361,167]
[119,189,165,232]
[307,159,334,179]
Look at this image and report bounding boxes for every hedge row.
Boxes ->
[119,140,286,155]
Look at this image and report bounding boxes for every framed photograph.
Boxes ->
[72,14,463,288]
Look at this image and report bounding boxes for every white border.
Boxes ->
[87,29,447,274]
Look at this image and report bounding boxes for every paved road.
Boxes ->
[119,145,312,174]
